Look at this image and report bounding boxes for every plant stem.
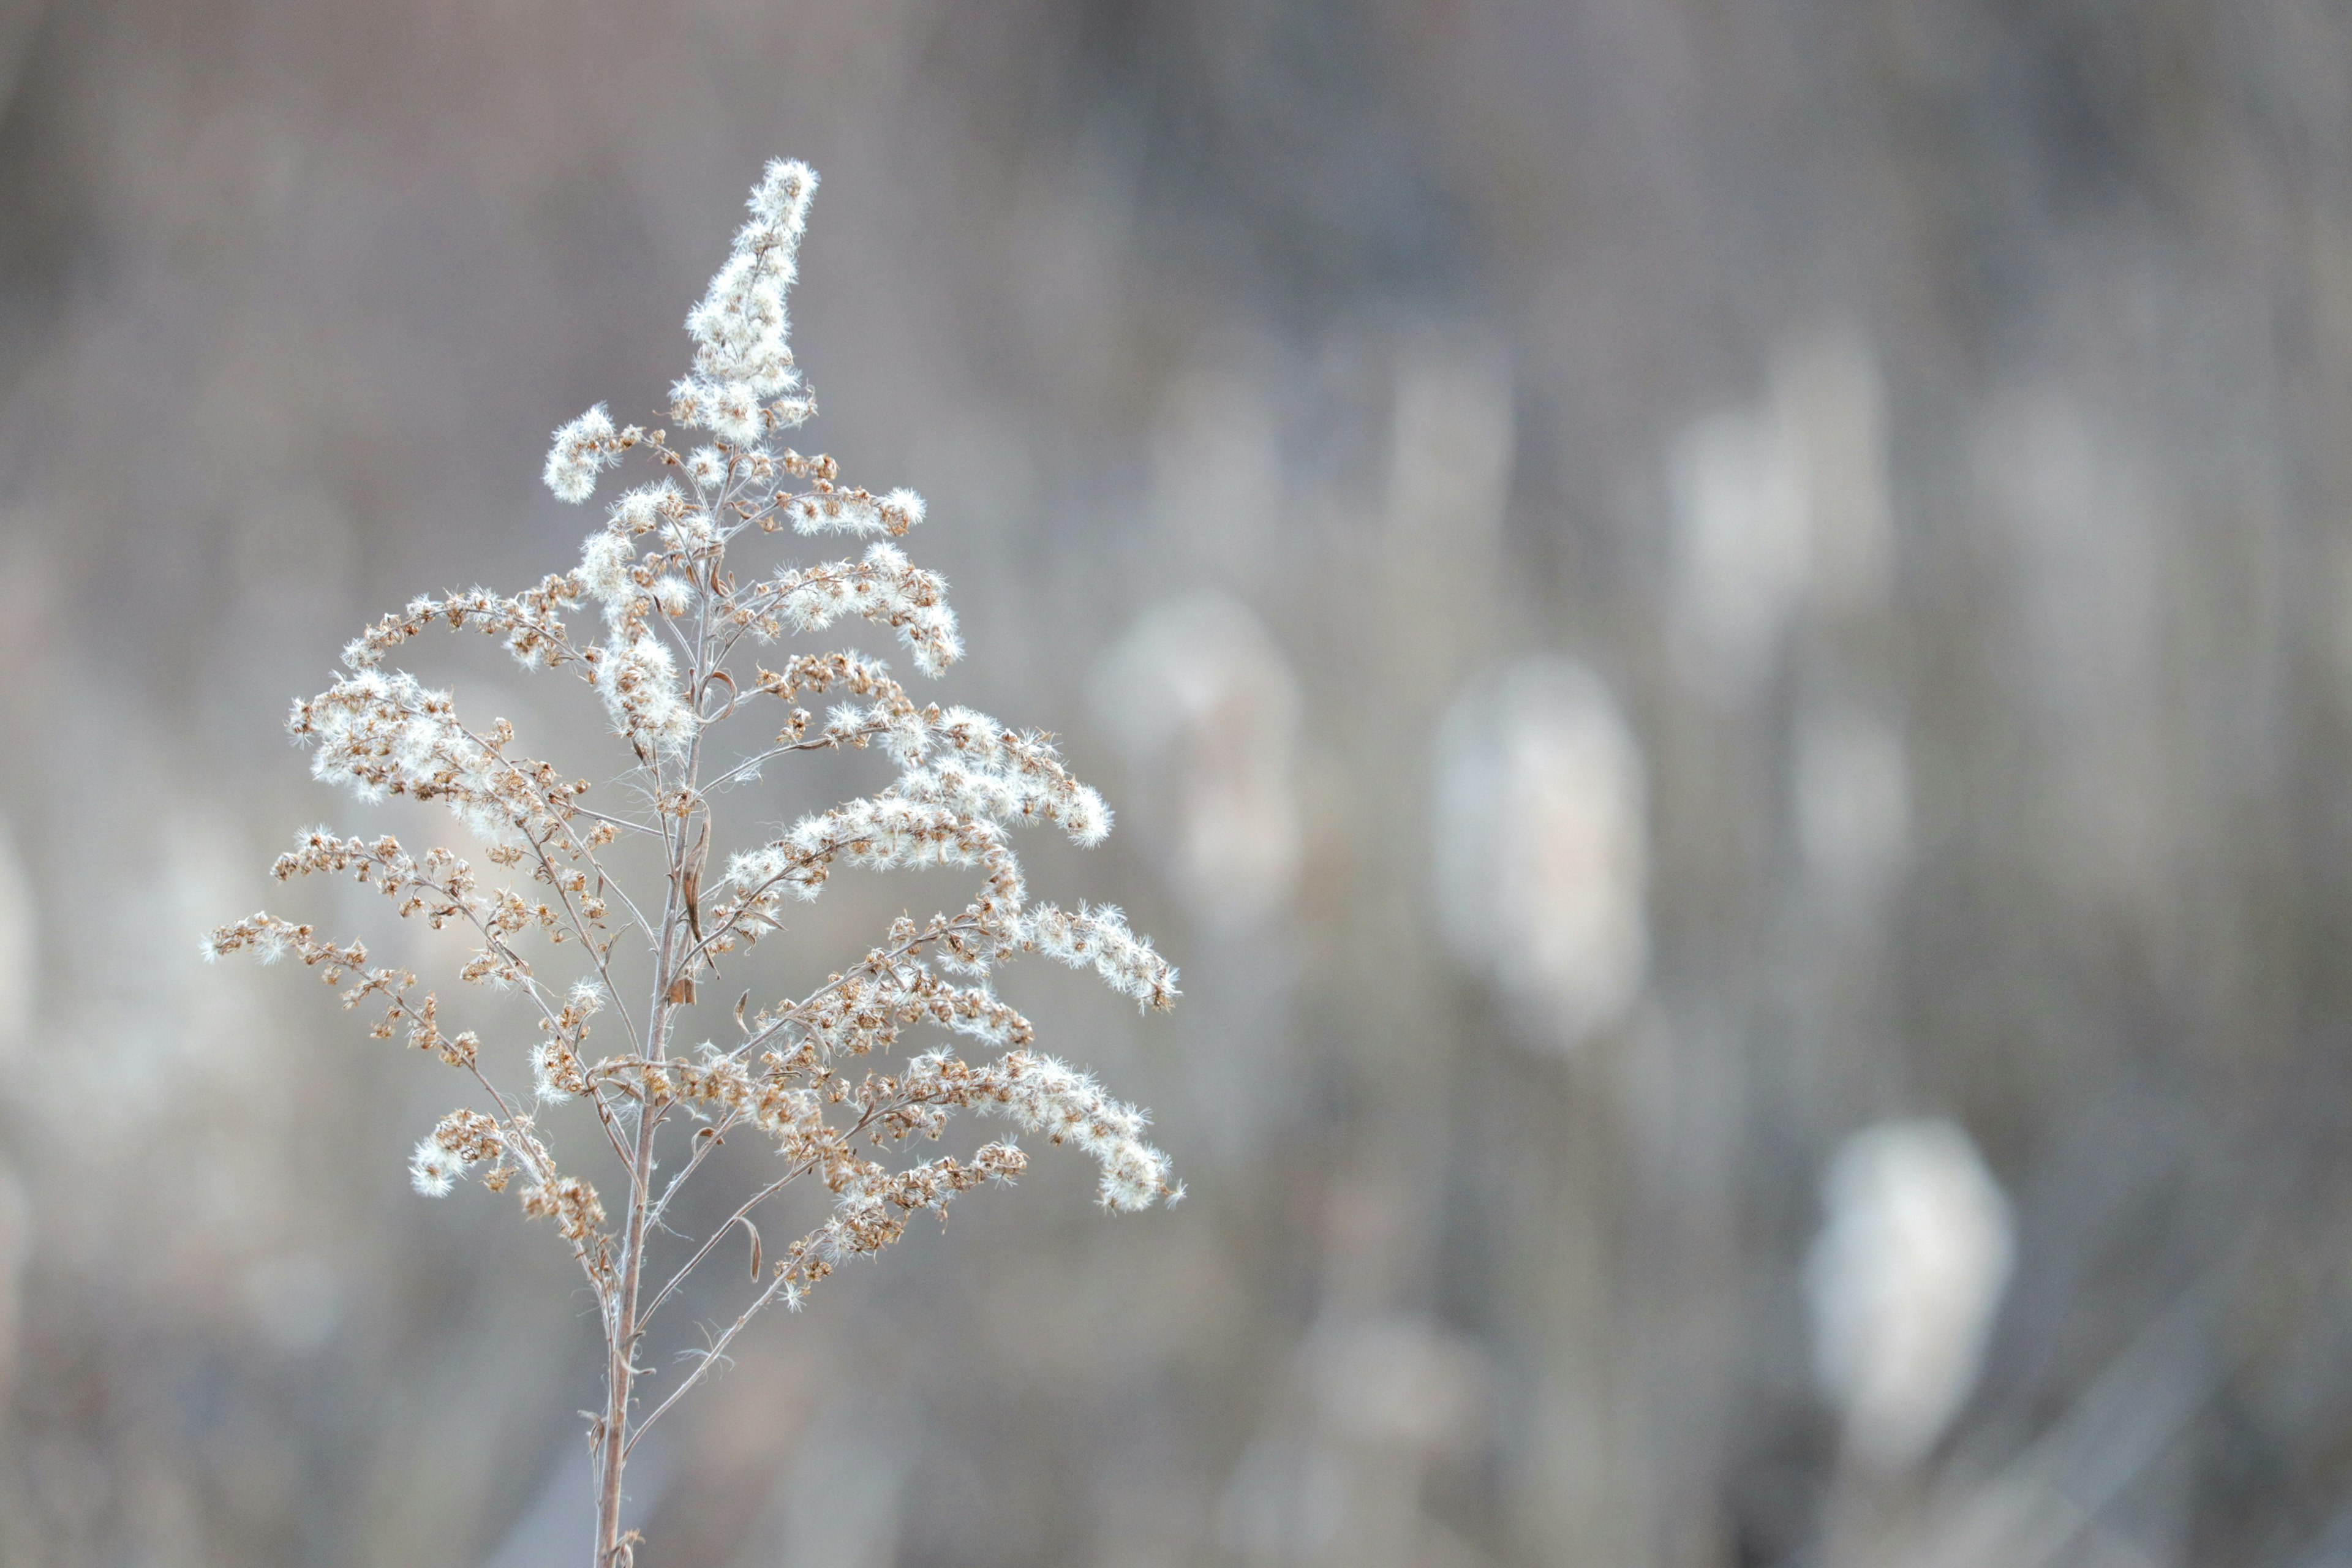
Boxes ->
[595,544,720,1565]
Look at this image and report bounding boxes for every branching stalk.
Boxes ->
[206,156,1182,1568]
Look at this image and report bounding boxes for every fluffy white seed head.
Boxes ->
[674,158,820,436]
[612,481,680,535]
[579,530,637,606]
[1807,1120,2015,1471]
[225,159,1186,1422]
[410,1137,465,1197]
[750,158,818,228]
[545,404,620,503]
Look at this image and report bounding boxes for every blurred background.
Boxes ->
[1,1,2350,1564]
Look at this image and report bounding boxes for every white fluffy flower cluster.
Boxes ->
[409,1110,507,1197]
[577,529,640,608]
[771,542,962,677]
[905,1050,1177,1212]
[723,831,1169,1008]
[717,701,1165,1009]
[410,1137,466,1196]
[805,1142,1027,1273]
[788,484,925,538]
[338,579,589,677]
[1022,903,1177,1011]
[797,797,999,882]
[598,634,695,756]
[894,707,1111,843]
[570,484,707,756]
[612,480,688,537]
[294,670,529,843]
[545,403,625,504]
[673,157,820,443]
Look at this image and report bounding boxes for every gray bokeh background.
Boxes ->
[2,2,2351,1565]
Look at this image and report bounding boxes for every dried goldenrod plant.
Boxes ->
[205,159,1178,1567]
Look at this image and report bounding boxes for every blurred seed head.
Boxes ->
[1433,658,1648,1048]
[1806,1118,2015,1472]
[1670,404,1810,700]
[1670,329,1892,703]
[1094,592,1303,932]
